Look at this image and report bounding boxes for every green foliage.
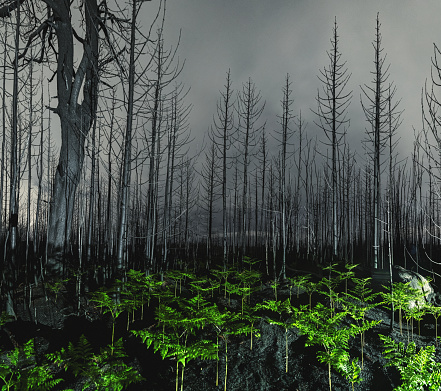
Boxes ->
[133,329,218,365]
[405,304,427,339]
[259,299,300,373]
[287,275,310,300]
[302,277,320,311]
[318,276,342,315]
[425,304,441,345]
[0,338,63,391]
[188,277,219,309]
[89,287,126,354]
[237,304,261,350]
[132,324,218,391]
[381,282,417,336]
[242,256,261,271]
[350,277,379,303]
[271,279,279,301]
[165,270,188,297]
[48,334,143,391]
[294,301,379,390]
[0,312,14,329]
[45,278,70,302]
[342,277,382,369]
[89,287,125,320]
[336,357,363,391]
[337,263,359,294]
[211,267,236,299]
[380,334,441,390]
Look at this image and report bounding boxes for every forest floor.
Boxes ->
[1,266,441,391]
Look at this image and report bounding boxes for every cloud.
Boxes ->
[155,0,441,162]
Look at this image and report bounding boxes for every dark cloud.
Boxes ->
[154,0,441,160]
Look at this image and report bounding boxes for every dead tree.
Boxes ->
[313,17,352,260]
[361,13,400,269]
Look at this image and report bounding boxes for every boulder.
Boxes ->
[392,265,435,308]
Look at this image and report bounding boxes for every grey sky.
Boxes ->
[150,0,441,161]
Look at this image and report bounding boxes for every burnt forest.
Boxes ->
[1,1,441,390]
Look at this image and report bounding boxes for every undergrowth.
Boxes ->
[1,260,441,390]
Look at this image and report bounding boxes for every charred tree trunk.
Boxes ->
[46,0,99,276]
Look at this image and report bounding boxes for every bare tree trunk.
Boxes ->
[116,0,138,273]
[46,0,99,276]
[213,69,234,270]
[236,78,264,266]
[361,13,400,270]
[0,21,8,246]
[26,53,34,265]
[313,18,352,261]
[34,73,45,256]
[9,0,20,263]
[87,113,97,263]
[275,74,295,279]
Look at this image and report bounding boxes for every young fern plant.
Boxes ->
[45,277,70,303]
[259,299,305,373]
[132,322,218,391]
[271,279,279,301]
[336,263,359,295]
[238,302,261,351]
[212,308,251,391]
[287,274,310,300]
[49,334,143,391]
[303,277,320,311]
[89,287,126,355]
[178,295,212,331]
[404,301,427,341]
[242,256,261,271]
[342,276,382,369]
[337,357,363,391]
[294,302,380,391]
[0,338,64,391]
[224,280,252,316]
[425,304,441,346]
[212,267,236,299]
[124,269,158,321]
[165,270,188,297]
[318,276,341,316]
[379,333,441,391]
[381,281,415,336]
[236,269,261,299]
[189,277,219,309]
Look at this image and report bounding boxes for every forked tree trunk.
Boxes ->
[46,0,99,275]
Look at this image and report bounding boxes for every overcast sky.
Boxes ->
[139,0,441,164]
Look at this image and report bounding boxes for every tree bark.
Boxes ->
[46,0,99,275]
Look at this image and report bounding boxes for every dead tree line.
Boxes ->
[0,7,440,320]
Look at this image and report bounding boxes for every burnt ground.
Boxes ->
[1,271,441,391]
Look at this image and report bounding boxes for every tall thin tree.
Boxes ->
[313,17,352,260]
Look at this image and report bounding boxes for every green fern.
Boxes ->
[381,282,417,337]
[89,287,126,354]
[425,304,441,345]
[341,285,382,370]
[335,356,363,391]
[132,328,217,391]
[294,302,379,391]
[0,312,15,329]
[45,277,70,303]
[0,338,63,391]
[48,334,143,391]
[287,275,310,300]
[259,299,300,373]
[380,334,441,390]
